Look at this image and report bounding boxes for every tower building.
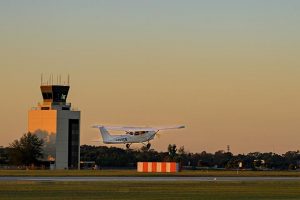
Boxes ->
[28,80,80,169]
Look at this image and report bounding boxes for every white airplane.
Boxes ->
[92,125,185,149]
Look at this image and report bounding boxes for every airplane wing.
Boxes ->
[92,125,185,132]
[155,125,186,131]
[92,125,157,132]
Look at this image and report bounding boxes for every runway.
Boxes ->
[0,176,300,182]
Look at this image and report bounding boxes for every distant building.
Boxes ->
[28,81,80,169]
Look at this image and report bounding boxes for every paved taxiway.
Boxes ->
[0,176,299,182]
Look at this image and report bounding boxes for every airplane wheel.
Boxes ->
[126,144,131,149]
[146,143,151,149]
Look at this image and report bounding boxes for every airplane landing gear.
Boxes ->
[146,143,151,150]
[126,144,131,149]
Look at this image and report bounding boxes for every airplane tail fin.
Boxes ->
[92,126,112,143]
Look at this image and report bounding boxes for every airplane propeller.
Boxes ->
[156,132,161,138]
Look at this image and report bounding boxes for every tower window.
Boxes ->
[42,93,53,99]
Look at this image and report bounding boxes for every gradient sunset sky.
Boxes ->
[0,1,299,153]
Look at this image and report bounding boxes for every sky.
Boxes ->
[0,0,299,154]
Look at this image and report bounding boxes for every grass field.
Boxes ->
[0,181,299,200]
[0,169,299,177]
[1,170,299,199]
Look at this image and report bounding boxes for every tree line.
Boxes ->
[80,144,300,170]
[1,133,300,170]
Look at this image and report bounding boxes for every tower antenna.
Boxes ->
[227,145,230,153]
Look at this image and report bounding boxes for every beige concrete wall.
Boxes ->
[28,110,57,161]
[28,110,57,134]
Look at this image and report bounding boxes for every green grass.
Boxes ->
[0,181,300,199]
[0,169,299,177]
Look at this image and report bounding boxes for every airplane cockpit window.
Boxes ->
[127,131,147,135]
[135,131,147,135]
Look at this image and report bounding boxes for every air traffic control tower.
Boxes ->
[28,78,80,169]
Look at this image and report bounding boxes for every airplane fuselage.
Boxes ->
[103,131,156,144]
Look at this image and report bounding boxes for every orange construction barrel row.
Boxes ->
[137,162,180,173]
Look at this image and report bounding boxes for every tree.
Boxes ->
[0,146,9,165]
[168,144,177,161]
[214,150,233,168]
[9,132,44,166]
[197,151,214,167]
